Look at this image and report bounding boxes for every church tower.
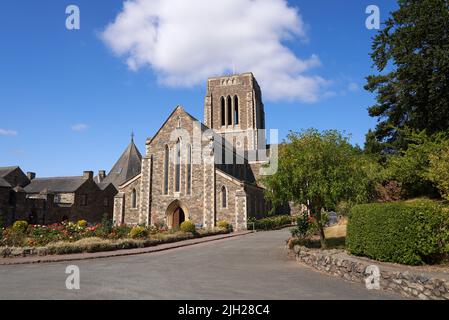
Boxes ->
[204,72,266,160]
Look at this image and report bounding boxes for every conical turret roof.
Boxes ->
[102,137,142,187]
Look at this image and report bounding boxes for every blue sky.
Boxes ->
[0,0,398,177]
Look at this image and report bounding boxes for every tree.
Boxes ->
[385,130,444,198]
[427,142,449,200]
[264,129,376,248]
[365,0,449,150]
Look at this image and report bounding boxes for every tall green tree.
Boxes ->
[264,129,377,248]
[365,0,449,150]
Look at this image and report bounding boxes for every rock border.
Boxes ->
[290,245,449,300]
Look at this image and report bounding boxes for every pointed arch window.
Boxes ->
[187,144,192,195]
[131,189,137,208]
[221,186,227,208]
[234,95,239,125]
[175,138,181,193]
[221,97,226,126]
[164,145,169,195]
[227,96,232,125]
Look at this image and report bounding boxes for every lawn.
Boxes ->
[323,219,347,249]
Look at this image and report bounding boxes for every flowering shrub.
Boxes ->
[129,226,148,239]
[0,217,232,250]
[290,213,314,239]
[12,221,28,233]
[180,221,196,233]
[1,228,26,247]
[217,220,232,231]
[107,225,132,239]
[77,220,88,228]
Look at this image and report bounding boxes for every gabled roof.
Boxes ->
[96,182,115,191]
[0,166,30,188]
[146,105,209,146]
[0,166,19,178]
[0,177,11,188]
[101,139,142,187]
[24,176,87,193]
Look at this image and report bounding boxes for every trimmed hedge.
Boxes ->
[347,200,449,265]
[249,215,294,231]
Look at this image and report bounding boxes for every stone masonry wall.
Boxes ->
[119,177,142,225]
[215,171,241,229]
[145,107,208,228]
[291,246,449,300]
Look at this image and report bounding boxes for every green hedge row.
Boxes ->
[249,215,294,231]
[346,200,449,265]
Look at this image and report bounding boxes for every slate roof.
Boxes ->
[96,182,113,191]
[0,166,19,178]
[24,176,87,193]
[0,178,11,188]
[101,139,142,188]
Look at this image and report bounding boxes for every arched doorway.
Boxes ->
[172,207,185,229]
[165,200,188,229]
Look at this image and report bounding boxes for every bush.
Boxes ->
[217,220,232,231]
[128,226,148,239]
[347,200,449,265]
[12,221,28,233]
[249,215,293,231]
[77,220,88,228]
[180,221,196,233]
[290,213,312,239]
[96,214,113,237]
[0,228,26,247]
[108,225,132,239]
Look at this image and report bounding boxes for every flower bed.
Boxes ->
[0,220,231,257]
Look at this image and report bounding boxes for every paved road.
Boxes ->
[0,229,399,299]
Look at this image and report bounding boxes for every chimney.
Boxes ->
[98,170,106,182]
[27,172,36,180]
[83,171,93,180]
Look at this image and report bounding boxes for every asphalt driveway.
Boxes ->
[0,229,399,299]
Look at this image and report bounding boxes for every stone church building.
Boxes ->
[112,73,275,231]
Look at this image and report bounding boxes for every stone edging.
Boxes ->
[290,245,449,300]
[0,231,254,265]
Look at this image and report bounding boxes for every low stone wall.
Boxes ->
[290,245,449,300]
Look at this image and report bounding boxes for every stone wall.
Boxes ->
[13,180,117,226]
[0,187,12,225]
[144,107,209,228]
[119,176,142,225]
[204,73,265,152]
[290,246,449,300]
[215,170,242,229]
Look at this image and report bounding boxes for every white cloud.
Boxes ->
[71,124,89,132]
[101,0,328,103]
[347,82,359,93]
[0,128,18,136]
